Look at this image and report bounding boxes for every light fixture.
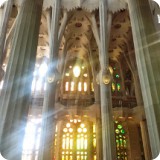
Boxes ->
[47,74,55,83]
[73,66,81,77]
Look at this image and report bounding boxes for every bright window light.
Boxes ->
[153,0,160,6]
[22,118,42,157]
[84,82,87,92]
[71,82,74,91]
[78,82,82,91]
[73,66,81,77]
[65,82,69,91]
[0,0,8,6]
[39,62,48,77]
[0,80,4,90]
[157,14,160,23]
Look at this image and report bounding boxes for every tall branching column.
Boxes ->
[39,1,61,160]
[99,0,116,159]
[0,0,43,159]
[0,0,13,71]
[128,0,160,158]
[0,6,4,30]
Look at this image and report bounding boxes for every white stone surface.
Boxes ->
[14,0,127,12]
[153,153,160,160]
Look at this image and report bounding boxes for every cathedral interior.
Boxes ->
[0,0,160,160]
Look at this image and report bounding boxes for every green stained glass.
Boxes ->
[121,129,125,134]
[117,124,122,129]
[117,83,121,91]
[114,121,127,159]
[116,74,120,78]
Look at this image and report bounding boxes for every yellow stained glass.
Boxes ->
[63,128,67,132]
[93,124,96,133]
[83,128,87,133]
[70,139,73,149]
[69,128,73,132]
[62,139,65,149]
[77,138,80,149]
[112,82,116,91]
[60,120,94,160]
[80,123,85,128]
[66,137,69,149]
[81,137,84,149]
[93,138,96,148]
[78,82,82,91]
[71,81,74,91]
[84,139,87,149]
[66,123,70,128]
[78,128,82,133]
[65,82,69,91]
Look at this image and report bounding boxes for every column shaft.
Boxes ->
[140,121,152,160]
[0,7,4,29]
[0,0,14,64]
[128,0,160,158]
[39,0,61,159]
[99,0,116,159]
[96,119,102,160]
[0,0,43,159]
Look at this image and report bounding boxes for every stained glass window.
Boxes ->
[60,120,93,160]
[115,121,127,160]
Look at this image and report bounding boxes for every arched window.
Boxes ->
[115,121,128,160]
[54,119,96,160]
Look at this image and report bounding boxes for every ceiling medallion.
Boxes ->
[75,22,82,27]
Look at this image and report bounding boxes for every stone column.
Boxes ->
[0,6,4,29]
[96,118,102,160]
[99,0,116,159]
[0,6,5,80]
[88,46,100,103]
[140,120,152,160]
[128,0,160,158]
[0,0,13,64]
[38,0,61,160]
[0,0,43,159]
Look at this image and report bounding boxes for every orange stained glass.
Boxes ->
[84,82,87,92]
[65,82,69,91]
